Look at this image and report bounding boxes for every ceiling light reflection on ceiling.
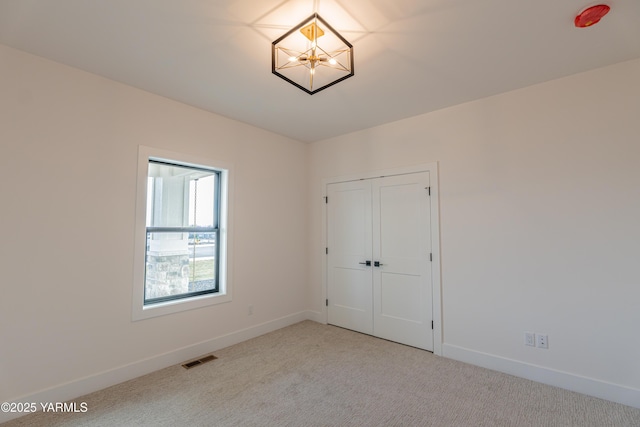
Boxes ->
[272,13,354,95]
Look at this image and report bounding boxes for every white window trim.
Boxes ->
[132,145,233,321]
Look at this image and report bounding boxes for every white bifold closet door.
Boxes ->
[327,172,433,351]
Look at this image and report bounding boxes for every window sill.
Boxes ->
[132,291,232,321]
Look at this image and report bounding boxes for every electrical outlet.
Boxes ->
[524,332,535,347]
[248,304,253,315]
[536,334,548,349]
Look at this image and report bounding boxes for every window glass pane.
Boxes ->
[146,162,217,228]
[145,231,217,301]
[189,174,217,227]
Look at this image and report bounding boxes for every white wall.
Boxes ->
[308,59,640,406]
[0,44,308,405]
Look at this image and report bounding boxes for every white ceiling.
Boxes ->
[1,0,639,142]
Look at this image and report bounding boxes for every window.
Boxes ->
[145,161,220,304]
[133,146,232,320]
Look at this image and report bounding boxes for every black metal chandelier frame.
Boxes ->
[271,13,354,95]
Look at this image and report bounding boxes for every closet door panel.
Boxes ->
[372,172,433,350]
[327,180,373,335]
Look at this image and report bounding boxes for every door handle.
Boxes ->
[374,261,384,267]
[359,260,371,266]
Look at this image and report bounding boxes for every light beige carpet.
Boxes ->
[4,321,640,426]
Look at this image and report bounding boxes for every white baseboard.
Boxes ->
[442,343,640,409]
[1,311,317,424]
[304,310,324,323]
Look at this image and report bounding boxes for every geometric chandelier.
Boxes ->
[272,13,354,95]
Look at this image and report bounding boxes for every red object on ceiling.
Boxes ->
[575,4,611,28]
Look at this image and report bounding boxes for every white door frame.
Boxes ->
[321,162,442,356]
